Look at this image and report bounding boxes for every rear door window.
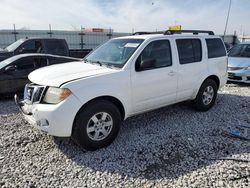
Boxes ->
[206,38,226,58]
[45,40,67,56]
[176,39,202,64]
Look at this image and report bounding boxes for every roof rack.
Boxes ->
[164,30,214,35]
[133,31,163,35]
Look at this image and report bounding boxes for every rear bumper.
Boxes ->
[15,94,82,137]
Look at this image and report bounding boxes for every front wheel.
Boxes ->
[192,79,218,111]
[72,100,121,151]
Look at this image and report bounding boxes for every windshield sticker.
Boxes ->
[125,43,140,48]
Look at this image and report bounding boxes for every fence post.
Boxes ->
[107,28,112,39]
[47,24,53,38]
[79,27,85,49]
[12,24,18,41]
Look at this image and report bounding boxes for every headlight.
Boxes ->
[43,87,71,104]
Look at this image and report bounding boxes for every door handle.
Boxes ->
[168,71,176,76]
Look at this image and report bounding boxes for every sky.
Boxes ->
[0,0,249,35]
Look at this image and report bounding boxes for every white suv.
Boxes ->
[15,30,227,150]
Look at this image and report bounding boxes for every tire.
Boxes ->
[192,79,218,111]
[72,100,121,151]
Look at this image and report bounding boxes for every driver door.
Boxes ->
[0,57,36,93]
[131,39,178,113]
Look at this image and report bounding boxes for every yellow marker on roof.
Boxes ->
[168,25,182,30]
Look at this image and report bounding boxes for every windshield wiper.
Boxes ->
[84,59,102,66]
[92,61,102,66]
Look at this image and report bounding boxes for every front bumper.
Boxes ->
[228,69,250,83]
[15,94,82,137]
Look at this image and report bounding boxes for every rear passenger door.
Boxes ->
[131,39,178,113]
[176,38,206,101]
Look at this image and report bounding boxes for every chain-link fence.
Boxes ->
[0,29,130,50]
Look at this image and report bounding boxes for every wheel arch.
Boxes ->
[205,75,220,88]
[74,95,126,122]
[193,75,220,99]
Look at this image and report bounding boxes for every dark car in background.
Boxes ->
[0,38,92,62]
[0,54,81,95]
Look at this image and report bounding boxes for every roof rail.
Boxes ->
[164,30,214,35]
[133,31,163,35]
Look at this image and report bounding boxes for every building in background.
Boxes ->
[238,34,250,42]
[81,28,113,33]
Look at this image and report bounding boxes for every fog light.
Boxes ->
[37,119,49,127]
[41,119,49,127]
[36,120,41,126]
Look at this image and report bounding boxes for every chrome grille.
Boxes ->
[227,67,243,71]
[24,84,46,104]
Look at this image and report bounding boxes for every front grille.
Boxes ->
[24,84,46,104]
[228,67,244,71]
[229,76,242,81]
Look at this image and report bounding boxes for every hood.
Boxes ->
[0,51,13,62]
[228,57,250,68]
[28,61,116,87]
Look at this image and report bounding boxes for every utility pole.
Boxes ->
[223,0,232,40]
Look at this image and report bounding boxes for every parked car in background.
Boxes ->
[227,42,250,83]
[224,42,233,52]
[15,30,227,150]
[0,54,81,94]
[0,38,91,62]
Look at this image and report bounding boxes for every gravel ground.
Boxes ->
[0,83,250,188]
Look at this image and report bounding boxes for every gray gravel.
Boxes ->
[0,83,250,188]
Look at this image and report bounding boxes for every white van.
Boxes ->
[15,30,228,150]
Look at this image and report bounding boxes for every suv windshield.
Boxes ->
[85,38,144,68]
[229,44,250,58]
[5,39,25,52]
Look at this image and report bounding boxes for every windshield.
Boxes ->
[5,39,25,52]
[229,44,250,58]
[85,38,144,68]
[0,58,13,69]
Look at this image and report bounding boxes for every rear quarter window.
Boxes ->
[206,38,226,58]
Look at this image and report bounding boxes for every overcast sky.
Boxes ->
[0,0,249,35]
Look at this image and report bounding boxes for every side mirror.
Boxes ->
[136,58,156,71]
[5,65,17,72]
[18,48,25,53]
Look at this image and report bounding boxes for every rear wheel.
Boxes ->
[72,100,121,151]
[193,79,218,111]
